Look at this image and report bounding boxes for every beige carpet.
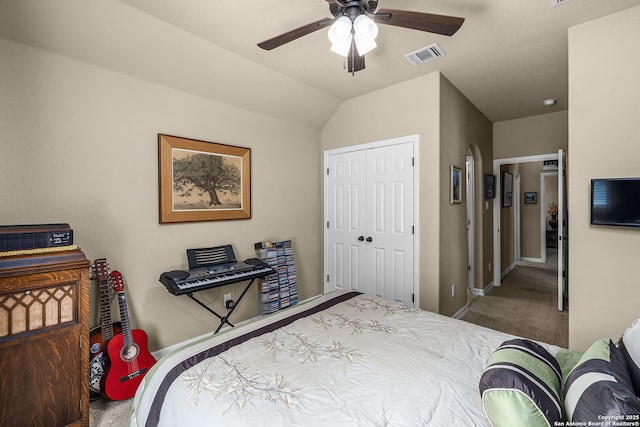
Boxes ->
[90,398,132,427]
[462,260,568,348]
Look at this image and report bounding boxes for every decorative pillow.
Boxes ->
[619,317,640,394]
[564,339,640,422]
[554,348,585,388]
[480,339,564,427]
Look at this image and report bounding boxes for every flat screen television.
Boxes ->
[591,178,640,227]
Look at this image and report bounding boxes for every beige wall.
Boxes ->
[439,76,493,315]
[321,72,492,317]
[568,6,640,351]
[0,38,322,351]
[494,111,568,159]
[10,2,631,356]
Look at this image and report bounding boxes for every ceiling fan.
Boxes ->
[257,0,465,73]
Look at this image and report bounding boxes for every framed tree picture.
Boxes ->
[158,134,251,223]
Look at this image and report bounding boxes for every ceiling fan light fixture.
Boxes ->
[354,35,377,56]
[353,14,378,56]
[257,1,466,74]
[328,16,353,57]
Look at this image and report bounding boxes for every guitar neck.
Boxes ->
[116,291,134,347]
[95,258,115,340]
[99,280,114,338]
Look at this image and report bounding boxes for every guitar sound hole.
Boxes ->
[121,344,139,361]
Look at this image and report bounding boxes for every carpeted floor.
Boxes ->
[462,259,568,348]
[90,398,132,427]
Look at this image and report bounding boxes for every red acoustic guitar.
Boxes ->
[89,258,122,400]
[101,270,156,401]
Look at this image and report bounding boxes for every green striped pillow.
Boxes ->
[480,339,563,427]
[564,339,640,422]
[619,317,640,394]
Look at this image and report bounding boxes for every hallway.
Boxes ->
[462,253,567,348]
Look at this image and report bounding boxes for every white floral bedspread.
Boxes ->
[130,291,558,426]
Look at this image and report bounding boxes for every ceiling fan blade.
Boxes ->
[347,43,365,74]
[373,8,464,36]
[258,17,335,50]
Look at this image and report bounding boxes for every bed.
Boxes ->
[129,290,639,426]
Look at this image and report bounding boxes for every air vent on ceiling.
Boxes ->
[404,43,446,66]
[551,0,573,7]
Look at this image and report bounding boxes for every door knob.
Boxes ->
[357,236,365,241]
[366,237,373,242]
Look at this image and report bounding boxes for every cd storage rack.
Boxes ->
[254,240,298,314]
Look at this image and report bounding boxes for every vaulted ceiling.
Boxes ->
[2,0,639,129]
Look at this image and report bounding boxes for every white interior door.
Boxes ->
[326,150,367,293]
[325,141,415,305]
[514,174,521,261]
[557,149,567,311]
[466,156,475,290]
[365,143,414,303]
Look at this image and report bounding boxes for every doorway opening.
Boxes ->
[492,151,567,312]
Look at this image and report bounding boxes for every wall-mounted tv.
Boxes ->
[591,178,640,227]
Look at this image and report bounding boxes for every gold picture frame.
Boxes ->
[158,134,251,223]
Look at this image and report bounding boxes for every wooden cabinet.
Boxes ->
[0,249,90,427]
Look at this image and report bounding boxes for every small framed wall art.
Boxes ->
[484,174,496,199]
[524,192,537,204]
[158,134,251,223]
[450,165,462,204]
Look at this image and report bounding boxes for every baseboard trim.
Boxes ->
[520,257,544,263]
[473,281,495,296]
[501,262,517,279]
[452,303,469,319]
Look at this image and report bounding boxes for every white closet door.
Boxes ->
[326,150,367,293]
[365,143,414,303]
[325,142,415,305]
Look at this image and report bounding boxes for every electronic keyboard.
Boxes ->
[159,258,274,295]
[159,244,274,296]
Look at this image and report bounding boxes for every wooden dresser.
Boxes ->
[0,249,90,427]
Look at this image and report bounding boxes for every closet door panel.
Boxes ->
[326,151,367,293]
[365,143,414,303]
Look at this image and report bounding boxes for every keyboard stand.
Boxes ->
[187,277,258,334]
